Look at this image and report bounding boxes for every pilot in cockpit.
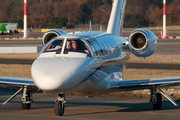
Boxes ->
[68,40,89,54]
[64,39,91,57]
[41,38,92,57]
[69,41,77,51]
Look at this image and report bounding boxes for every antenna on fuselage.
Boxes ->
[106,0,127,36]
[100,26,102,32]
[89,21,92,32]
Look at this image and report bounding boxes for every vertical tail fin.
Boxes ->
[106,0,127,36]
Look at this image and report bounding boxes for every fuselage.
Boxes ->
[32,32,130,96]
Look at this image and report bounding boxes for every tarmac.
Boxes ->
[1,91,180,120]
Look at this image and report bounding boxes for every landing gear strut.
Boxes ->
[3,86,33,110]
[150,87,178,110]
[150,87,162,110]
[21,86,33,109]
[54,94,66,116]
[153,93,162,110]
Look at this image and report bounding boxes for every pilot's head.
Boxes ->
[69,41,77,50]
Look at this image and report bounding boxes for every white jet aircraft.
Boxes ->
[1,0,180,116]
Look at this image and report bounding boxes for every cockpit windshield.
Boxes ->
[41,38,92,57]
[64,39,92,57]
[42,39,64,54]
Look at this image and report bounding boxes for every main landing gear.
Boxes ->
[150,87,162,110]
[3,86,33,110]
[54,93,66,116]
[150,86,178,110]
[21,86,33,109]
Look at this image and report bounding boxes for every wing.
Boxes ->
[0,76,36,87]
[0,76,36,105]
[110,77,180,91]
[107,76,180,106]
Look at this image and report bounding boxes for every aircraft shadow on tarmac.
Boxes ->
[1,96,180,115]
[67,101,179,110]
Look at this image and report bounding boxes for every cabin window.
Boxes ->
[104,42,111,54]
[108,41,114,53]
[96,43,104,55]
[100,49,104,55]
[100,42,108,54]
[94,51,98,56]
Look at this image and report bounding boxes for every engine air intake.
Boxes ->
[131,33,146,49]
[42,29,67,46]
[128,29,157,58]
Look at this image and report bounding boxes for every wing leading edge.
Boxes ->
[0,76,36,87]
[111,77,180,91]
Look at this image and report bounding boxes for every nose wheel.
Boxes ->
[54,94,66,116]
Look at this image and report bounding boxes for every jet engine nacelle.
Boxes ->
[128,29,157,58]
[42,29,67,46]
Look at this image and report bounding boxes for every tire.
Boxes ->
[153,93,162,110]
[54,100,65,116]
[21,102,31,109]
[1,32,4,35]
[9,31,13,35]
[21,90,32,109]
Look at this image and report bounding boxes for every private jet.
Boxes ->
[0,0,180,116]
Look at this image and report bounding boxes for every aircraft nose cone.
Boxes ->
[31,58,71,91]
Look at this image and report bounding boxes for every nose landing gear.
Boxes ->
[54,94,66,116]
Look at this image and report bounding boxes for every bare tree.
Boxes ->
[167,5,180,25]
[37,14,48,28]
[92,4,112,24]
[148,6,163,27]
[53,0,82,23]
[0,1,8,21]
[10,1,23,20]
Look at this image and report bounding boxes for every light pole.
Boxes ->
[23,0,27,38]
[163,0,166,37]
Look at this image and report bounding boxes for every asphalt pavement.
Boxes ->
[0,92,180,120]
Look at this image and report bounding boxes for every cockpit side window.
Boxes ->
[42,39,64,54]
[64,39,92,57]
[87,40,97,56]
